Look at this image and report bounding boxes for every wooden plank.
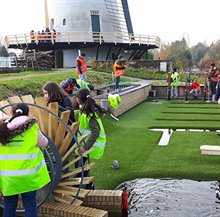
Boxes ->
[0,100,12,116]
[62,149,92,171]
[53,192,83,206]
[59,122,79,157]
[48,102,58,142]
[58,177,94,186]
[54,186,90,198]
[21,95,38,118]
[54,110,70,149]
[59,135,89,162]
[8,96,22,104]
[35,97,48,135]
[61,143,77,163]
[200,145,220,155]
[61,162,95,179]
[0,110,9,119]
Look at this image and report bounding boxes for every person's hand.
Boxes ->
[78,146,86,153]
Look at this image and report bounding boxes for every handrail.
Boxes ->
[4,31,161,48]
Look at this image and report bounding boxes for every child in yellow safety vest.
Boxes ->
[0,103,50,217]
[74,88,107,189]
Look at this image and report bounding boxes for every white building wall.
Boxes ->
[63,47,127,68]
[47,0,114,33]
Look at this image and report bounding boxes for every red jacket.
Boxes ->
[209,68,219,82]
[190,81,201,92]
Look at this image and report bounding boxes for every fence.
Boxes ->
[0,57,16,68]
[4,31,161,48]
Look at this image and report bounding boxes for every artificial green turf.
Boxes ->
[91,99,220,189]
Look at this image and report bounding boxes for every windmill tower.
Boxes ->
[4,0,160,67]
[47,0,132,35]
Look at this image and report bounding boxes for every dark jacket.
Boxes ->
[58,97,75,123]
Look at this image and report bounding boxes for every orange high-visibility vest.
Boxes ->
[113,63,124,78]
[76,57,88,75]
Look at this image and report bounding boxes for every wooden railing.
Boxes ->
[4,31,160,48]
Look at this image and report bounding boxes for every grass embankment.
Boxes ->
[96,68,205,84]
[93,100,220,189]
[0,70,113,100]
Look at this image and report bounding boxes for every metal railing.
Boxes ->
[4,31,161,48]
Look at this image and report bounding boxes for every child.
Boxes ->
[190,79,201,99]
[0,103,50,217]
[171,67,180,98]
[43,82,75,122]
[60,77,93,94]
[75,88,107,189]
[113,55,126,91]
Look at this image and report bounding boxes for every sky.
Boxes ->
[0,0,220,47]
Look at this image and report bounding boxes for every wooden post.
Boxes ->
[203,71,208,101]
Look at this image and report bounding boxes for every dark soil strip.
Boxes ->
[162,111,220,115]
[156,118,220,121]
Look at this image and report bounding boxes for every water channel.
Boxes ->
[116,178,220,217]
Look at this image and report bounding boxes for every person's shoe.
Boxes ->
[85,183,95,190]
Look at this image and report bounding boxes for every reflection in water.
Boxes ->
[117,178,220,217]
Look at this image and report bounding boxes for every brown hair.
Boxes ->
[43,82,68,105]
[0,103,29,145]
[76,88,106,117]
[0,120,10,145]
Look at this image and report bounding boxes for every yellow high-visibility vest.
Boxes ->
[78,113,106,159]
[0,124,50,196]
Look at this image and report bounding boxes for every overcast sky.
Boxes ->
[0,0,220,47]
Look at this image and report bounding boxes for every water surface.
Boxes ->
[117,178,220,217]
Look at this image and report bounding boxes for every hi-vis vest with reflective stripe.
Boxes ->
[0,124,50,196]
[108,93,121,109]
[78,113,106,159]
[76,57,88,74]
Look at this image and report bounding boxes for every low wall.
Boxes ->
[152,84,205,98]
[95,81,152,117]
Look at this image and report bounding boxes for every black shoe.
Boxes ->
[85,183,95,190]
